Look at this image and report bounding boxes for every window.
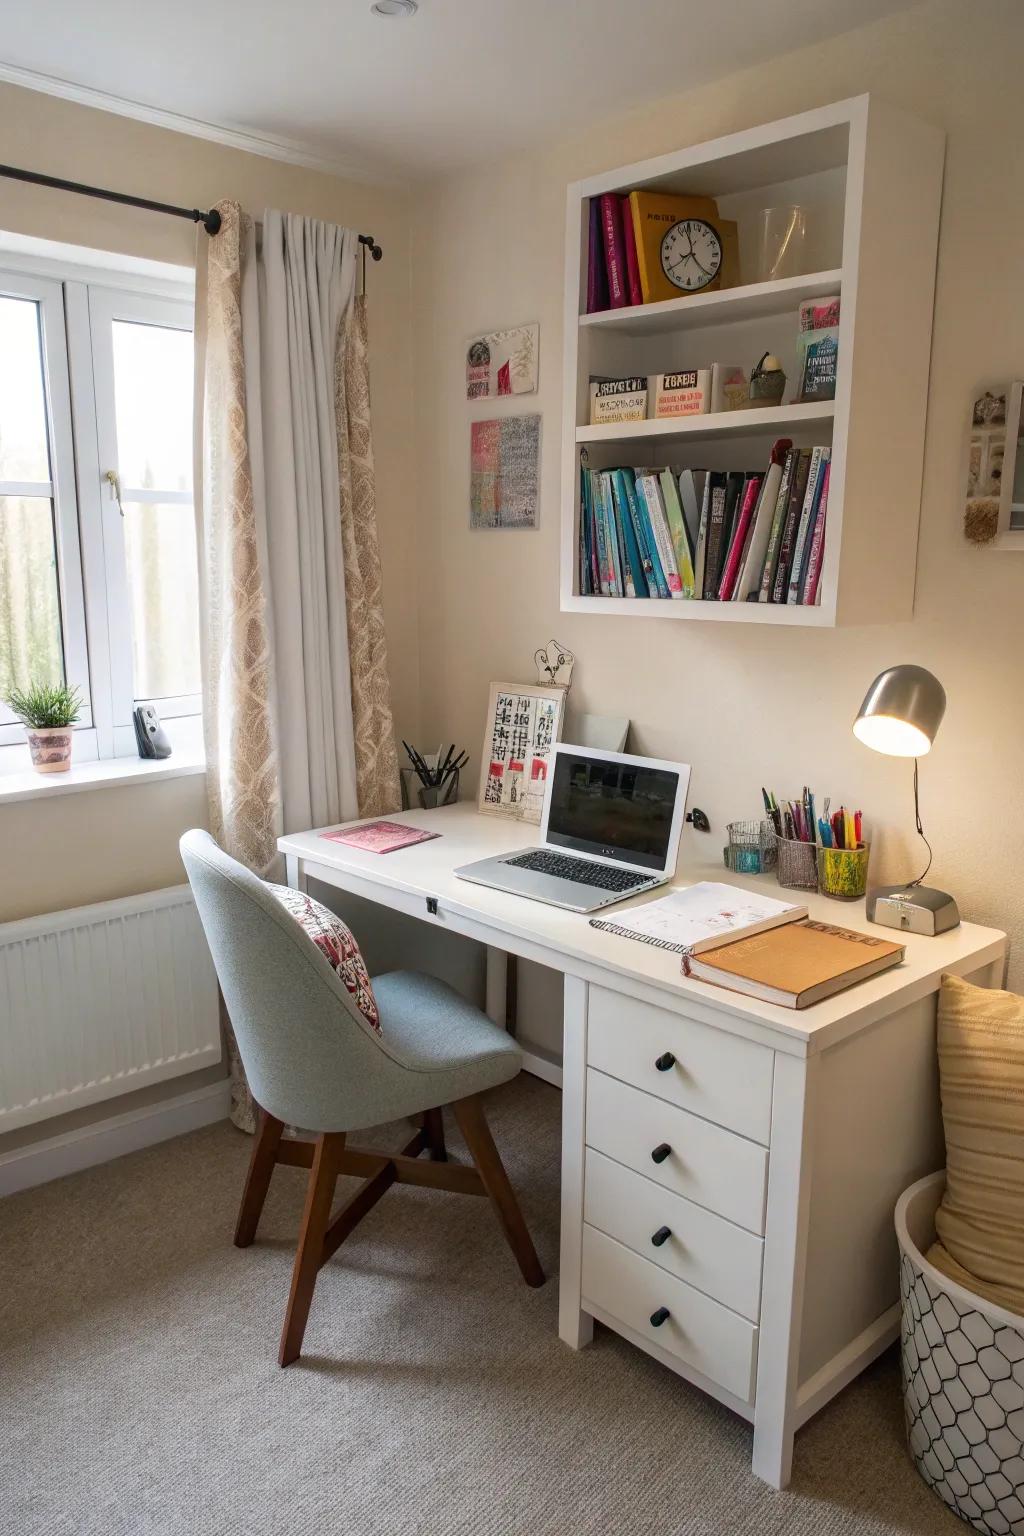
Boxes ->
[0,253,198,763]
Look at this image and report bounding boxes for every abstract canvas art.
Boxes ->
[470,415,541,530]
[466,323,538,399]
[477,681,565,824]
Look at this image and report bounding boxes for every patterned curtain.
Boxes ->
[195,205,400,1131]
[336,294,401,817]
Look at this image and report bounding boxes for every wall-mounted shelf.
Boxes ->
[560,96,945,627]
[578,269,842,338]
[576,401,835,447]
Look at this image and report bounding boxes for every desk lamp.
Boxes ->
[852,664,960,935]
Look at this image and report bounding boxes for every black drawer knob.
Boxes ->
[650,1307,671,1328]
[651,1142,672,1165]
[651,1226,672,1248]
[655,1052,676,1072]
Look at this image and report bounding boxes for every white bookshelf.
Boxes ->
[560,96,945,625]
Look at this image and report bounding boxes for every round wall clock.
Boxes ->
[660,218,723,293]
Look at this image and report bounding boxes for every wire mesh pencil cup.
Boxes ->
[775,834,819,891]
[816,842,870,900]
[723,819,778,875]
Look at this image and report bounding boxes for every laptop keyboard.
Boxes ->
[505,850,652,893]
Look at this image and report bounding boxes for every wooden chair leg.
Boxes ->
[234,1107,284,1248]
[423,1107,448,1162]
[452,1094,544,1288]
[279,1131,345,1367]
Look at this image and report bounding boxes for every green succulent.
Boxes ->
[3,681,83,729]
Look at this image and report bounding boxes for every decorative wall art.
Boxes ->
[466,323,539,399]
[470,414,541,530]
[533,639,575,690]
[963,383,1024,548]
[478,681,565,824]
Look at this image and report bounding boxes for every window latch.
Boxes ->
[103,468,125,517]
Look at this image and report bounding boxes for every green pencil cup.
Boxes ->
[816,842,870,901]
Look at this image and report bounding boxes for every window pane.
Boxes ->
[0,297,51,482]
[122,502,200,700]
[0,496,64,698]
[111,320,192,492]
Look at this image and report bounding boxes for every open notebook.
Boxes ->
[589,881,806,955]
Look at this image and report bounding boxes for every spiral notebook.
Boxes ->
[589,881,806,954]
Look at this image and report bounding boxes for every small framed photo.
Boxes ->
[478,681,565,824]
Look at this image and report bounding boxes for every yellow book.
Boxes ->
[628,190,721,303]
[684,919,905,1009]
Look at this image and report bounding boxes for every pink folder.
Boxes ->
[320,821,440,855]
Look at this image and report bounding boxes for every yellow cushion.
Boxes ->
[926,973,1024,1317]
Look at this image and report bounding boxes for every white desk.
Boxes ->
[279,804,1006,1489]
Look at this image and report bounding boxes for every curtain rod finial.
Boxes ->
[203,208,222,236]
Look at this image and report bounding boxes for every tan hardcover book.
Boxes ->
[684,919,905,1009]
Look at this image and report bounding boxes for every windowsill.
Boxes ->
[0,750,206,805]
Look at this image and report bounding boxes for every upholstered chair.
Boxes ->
[180,830,543,1365]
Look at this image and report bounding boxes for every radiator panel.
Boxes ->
[0,886,221,1132]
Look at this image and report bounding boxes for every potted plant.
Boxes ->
[4,682,83,774]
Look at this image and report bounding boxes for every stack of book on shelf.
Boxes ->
[579,439,831,605]
[587,189,740,312]
[589,365,748,424]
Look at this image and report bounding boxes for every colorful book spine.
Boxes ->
[693,474,714,596]
[599,193,628,310]
[717,475,762,601]
[618,482,649,598]
[603,474,625,596]
[617,468,667,596]
[758,449,796,602]
[639,476,683,597]
[580,470,593,595]
[593,474,613,595]
[801,461,831,605]
[658,469,695,598]
[621,195,643,307]
[588,472,601,595]
[787,448,827,604]
[772,450,812,603]
[586,200,609,314]
[702,477,729,599]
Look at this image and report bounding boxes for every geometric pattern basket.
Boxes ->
[897,1173,1024,1536]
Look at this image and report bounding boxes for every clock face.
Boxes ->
[661,218,723,293]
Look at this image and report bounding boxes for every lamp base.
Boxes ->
[866,884,960,936]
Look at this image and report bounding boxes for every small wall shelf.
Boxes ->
[560,96,945,626]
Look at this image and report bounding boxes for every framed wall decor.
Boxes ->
[466,323,539,399]
[478,681,565,824]
[470,414,541,530]
[963,382,1024,550]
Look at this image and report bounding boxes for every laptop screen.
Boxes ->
[545,750,682,871]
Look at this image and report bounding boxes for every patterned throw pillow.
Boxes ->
[266,884,380,1034]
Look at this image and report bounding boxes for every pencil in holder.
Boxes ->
[723,819,778,875]
[775,834,819,892]
[816,842,870,900]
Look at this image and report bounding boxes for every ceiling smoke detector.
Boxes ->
[371,0,417,14]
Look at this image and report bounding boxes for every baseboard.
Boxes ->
[520,1048,563,1089]
[0,1079,232,1198]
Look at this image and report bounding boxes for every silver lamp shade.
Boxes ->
[852,665,946,758]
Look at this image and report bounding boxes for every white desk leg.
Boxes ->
[558,974,593,1350]
[485,946,508,1027]
[752,1050,818,1489]
[284,854,307,892]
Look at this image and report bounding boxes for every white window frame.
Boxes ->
[0,271,94,748]
[0,243,197,769]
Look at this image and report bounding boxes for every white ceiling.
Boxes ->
[1,0,922,182]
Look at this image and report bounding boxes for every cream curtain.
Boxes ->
[194,200,401,1128]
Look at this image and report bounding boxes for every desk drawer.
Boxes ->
[581,1224,757,1404]
[584,1148,764,1322]
[586,1069,768,1234]
[587,985,773,1144]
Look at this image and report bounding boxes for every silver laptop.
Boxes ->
[455,744,691,914]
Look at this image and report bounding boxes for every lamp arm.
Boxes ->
[910,757,934,888]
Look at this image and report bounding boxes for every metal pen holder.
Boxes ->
[775,834,819,892]
[816,842,870,901]
[400,768,459,811]
[723,819,778,875]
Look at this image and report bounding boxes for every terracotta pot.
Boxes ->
[25,725,74,774]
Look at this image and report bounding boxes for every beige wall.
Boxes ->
[410,0,1024,997]
[0,82,418,1149]
[0,79,418,929]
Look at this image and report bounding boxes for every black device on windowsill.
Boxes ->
[133,704,172,759]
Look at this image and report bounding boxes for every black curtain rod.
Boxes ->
[0,163,384,259]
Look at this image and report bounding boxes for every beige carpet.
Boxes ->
[0,1075,960,1536]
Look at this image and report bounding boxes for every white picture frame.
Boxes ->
[478,681,565,824]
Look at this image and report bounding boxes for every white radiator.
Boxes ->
[0,886,221,1132]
